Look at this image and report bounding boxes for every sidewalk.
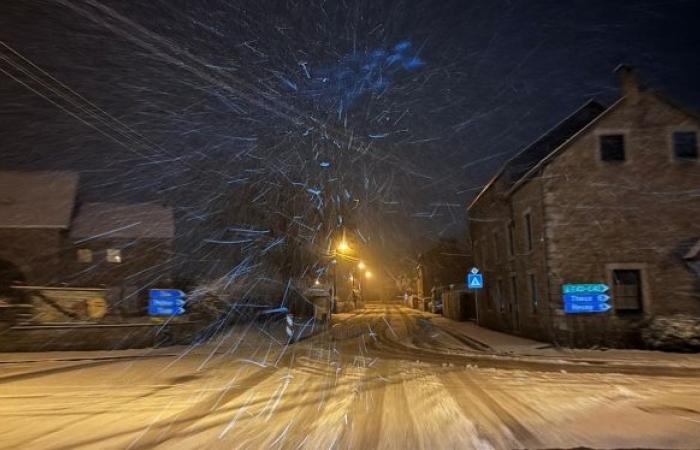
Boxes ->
[431,316,700,368]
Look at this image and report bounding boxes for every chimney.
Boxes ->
[614,64,640,100]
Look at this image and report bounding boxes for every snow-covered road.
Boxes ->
[1,303,699,449]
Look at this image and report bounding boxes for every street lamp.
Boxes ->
[337,240,350,253]
[357,261,365,270]
[365,271,372,278]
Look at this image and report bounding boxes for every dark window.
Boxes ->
[673,131,698,160]
[510,275,520,330]
[528,274,538,313]
[510,275,518,304]
[600,134,625,162]
[612,269,643,313]
[482,238,488,269]
[507,221,515,256]
[474,242,481,270]
[493,232,501,263]
[496,279,505,314]
[524,213,533,252]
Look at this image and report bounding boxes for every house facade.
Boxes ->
[415,238,471,298]
[0,171,175,317]
[468,67,700,347]
[0,170,78,287]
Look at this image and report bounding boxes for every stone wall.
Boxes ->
[541,92,700,347]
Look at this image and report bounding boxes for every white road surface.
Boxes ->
[1,303,699,449]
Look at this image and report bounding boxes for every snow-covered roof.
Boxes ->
[70,202,174,240]
[0,170,78,229]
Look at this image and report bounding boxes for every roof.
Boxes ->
[502,100,607,186]
[0,170,78,228]
[70,202,175,240]
[468,100,606,210]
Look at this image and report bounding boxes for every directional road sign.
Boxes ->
[149,289,186,299]
[562,284,609,294]
[148,305,186,316]
[563,294,610,303]
[562,284,611,314]
[149,289,186,316]
[150,298,186,308]
[564,302,612,314]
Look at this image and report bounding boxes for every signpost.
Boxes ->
[467,267,483,325]
[148,289,186,316]
[561,284,611,314]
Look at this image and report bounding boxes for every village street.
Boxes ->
[1,302,699,450]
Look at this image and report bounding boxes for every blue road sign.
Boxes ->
[563,294,610,304]
[562,284,609,294]
[148,305,186,316]
[149,289,186,299]
[467,273,484,289]
[563,285,611,314]
[149,289,186,316]
[564,302,612,314]
[149,298,186,308]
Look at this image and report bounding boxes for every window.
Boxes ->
[673,131,698,160]
[524,213,533,252]
[492,231,501,263]
[496,279,505,314]
[612,269,643,313]
[474,241,482,270]
[77,248,93,263]
[528,273,538,313]
[507,221,515,257]
[510,275,520,330]
[600,134,625,162]
[106,249,122,263]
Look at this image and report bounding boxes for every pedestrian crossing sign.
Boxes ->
[467,273,484,289]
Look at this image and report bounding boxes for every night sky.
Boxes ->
[2,0,700,276]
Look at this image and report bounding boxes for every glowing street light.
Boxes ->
[337,240,350,253]
[365,271,373,278]
[357,261,366,270]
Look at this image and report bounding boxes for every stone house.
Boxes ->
[468,66,700,347]
[0,170,78,287]
[0,171,175,316]
[415,238,471,298]
[65,202,175,314]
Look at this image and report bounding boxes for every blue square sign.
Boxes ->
[467,273,484,289]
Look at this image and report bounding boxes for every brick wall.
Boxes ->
[541,92,700,346]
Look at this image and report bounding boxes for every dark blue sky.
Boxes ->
[1,0,699,265]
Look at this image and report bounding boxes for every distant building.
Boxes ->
[416,238,471,298]
[468,66,700,347]
[0,171,174,302]
[66,202,175,287]
[0,170,78,287]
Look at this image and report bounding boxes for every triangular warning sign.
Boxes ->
[469,277,481,288]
